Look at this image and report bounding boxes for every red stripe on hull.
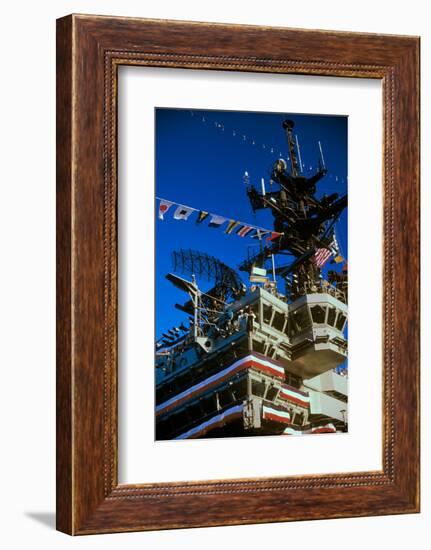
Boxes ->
[263,412,291,424]
[249,360,285,379]
[186,412,243,439]
[156,362,245,416]
[279,393,309,408]
[157,356,285,416]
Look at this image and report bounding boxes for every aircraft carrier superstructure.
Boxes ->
[155,119,348,440]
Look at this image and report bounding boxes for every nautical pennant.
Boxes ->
[267,232,282,242]
[329,231,341,256]
[173,205,194,221]
[208,214,227,228]
[225,220,240,234]
[237,225,254,238]
[196,210,209,224]
[251,229,271,240]
[158,200,173,220]
[329,230,345,264]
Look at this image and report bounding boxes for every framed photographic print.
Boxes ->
[56,15,420,534]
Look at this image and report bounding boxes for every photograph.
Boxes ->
[155,108,348,440]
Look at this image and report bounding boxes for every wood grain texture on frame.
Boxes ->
[56,14,420,535]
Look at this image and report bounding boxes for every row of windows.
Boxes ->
[250,379,280,401]
[269,304,347,336]
[252,300,347,338]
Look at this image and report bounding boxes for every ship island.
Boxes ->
[155,117,348,440]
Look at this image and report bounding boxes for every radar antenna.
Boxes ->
[171,249,246,315]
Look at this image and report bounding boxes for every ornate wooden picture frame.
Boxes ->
[56,14,420,535]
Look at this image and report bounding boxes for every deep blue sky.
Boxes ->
[155,108,347,337]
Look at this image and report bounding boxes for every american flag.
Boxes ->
[313,247,332,268]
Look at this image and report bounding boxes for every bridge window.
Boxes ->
[265,386,279,401]
[327,306,337,326]
[263,303,273,324]
[292,411,304,426]
[285,372,301,389]
[251,379,266,397]
[230,379,247,401]
[252,340,265,354]
[289,306,312,336]
[272,310,286,332]
[310,305,326,324]
[336,313,347,332]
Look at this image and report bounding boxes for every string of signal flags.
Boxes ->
[157,197,282,241]
[187,110,348,185]
[157,197,347,266]
[157,196,347,275]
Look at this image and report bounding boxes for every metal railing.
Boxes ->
[296,279,346,303]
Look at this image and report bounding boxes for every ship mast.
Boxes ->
[242,118,347,302]
[283,119,301,177]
